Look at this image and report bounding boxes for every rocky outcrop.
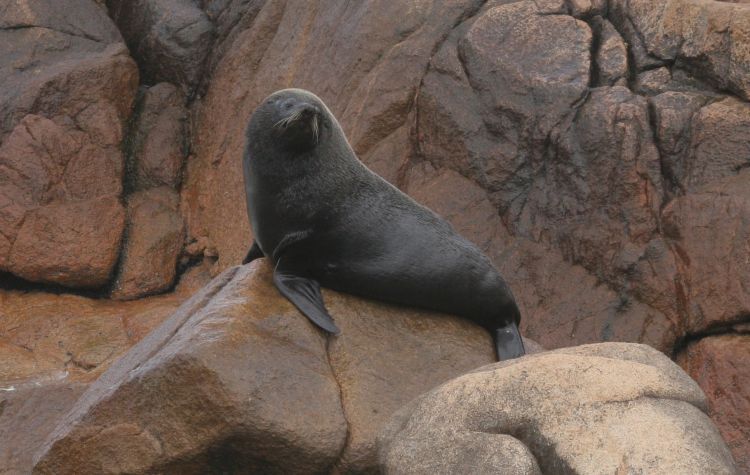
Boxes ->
[32,260,497,474]
[379,343,741,475]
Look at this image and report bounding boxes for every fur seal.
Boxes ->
[242,88,525,360]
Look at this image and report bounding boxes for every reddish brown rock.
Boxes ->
[686,97,750,191]
[8,196,125,288]
[650,91,712,194]
[663,171,750,333]
[111,187,184,300]
[677,334,750,474]
[128,83,187,190]
[0,0,138,289]
[0,287,186,384]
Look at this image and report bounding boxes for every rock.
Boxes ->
[592,17,628,87]
[0,382,88,475]
[685,97,750,191]
[520,87,666,296]
[8,196,125,288]
[405,164,678,352]
[636,67,672,95]
[107,0,215,92]
[609,0,750,99]
[420,0,591,210]
[0,287,187,384]
[32,259,501,473]
[379,343,741,474]
[111,187,184,300]
[649,91,711,194]
[663,171,750,333]
[677,334,750,474]
[127,83,188,190]
[0,0,138,288]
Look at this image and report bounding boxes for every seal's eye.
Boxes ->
[280,99,296,112]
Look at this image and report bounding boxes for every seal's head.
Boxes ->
[248,88,329,154]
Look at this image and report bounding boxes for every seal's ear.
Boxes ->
[273,258,341,334]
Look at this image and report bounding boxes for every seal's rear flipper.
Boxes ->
[242,240,264,264]
[273,265,341,335]
[495,322,525,361]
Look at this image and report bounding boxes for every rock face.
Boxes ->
[0,0,137,288]
[32,260,496,474]
[379,343,741,475]
[678,334,750,474]
[111,187,184,300]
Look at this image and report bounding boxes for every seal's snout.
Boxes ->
[296,103,319,118]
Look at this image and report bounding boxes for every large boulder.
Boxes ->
[379,343,741,474]
[0,0,138,288]
[32,260,496,473]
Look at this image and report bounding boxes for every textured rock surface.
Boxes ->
[126,82,188,191]
[0,283,194,385]
[678,334,750,474]
[0,0,137,288]
[0,382,88,475]
[111,187,184,300]
[32,260,497,474]
[106,0,214,92]
[379,343,741,475]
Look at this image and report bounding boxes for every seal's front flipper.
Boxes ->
[273,263,340,335]
[495,322,525,361]
[242,240,264,264]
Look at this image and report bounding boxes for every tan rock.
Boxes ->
[111,187,184,300]
[379,343,741,474]
[677,334,750,474]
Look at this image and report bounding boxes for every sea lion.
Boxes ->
[242,88,525,360]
